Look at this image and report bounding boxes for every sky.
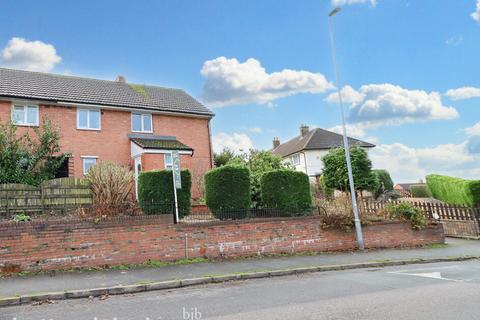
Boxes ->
[0,0,479,183]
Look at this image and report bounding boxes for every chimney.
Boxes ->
[300,124,309,137]
[273,137,280,149]
[115,75,126,83]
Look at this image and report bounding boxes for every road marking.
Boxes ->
[388,271,461,282]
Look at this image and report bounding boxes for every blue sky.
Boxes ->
[0,0,479,182]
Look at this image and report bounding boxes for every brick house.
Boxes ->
[0,68,214,199]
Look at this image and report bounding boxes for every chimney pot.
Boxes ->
[116,75,126,83]
[273,137,280,149]
[300,124,309,137]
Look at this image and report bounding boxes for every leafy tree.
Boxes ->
[213,148,236,167]
[227,149,293,208]
[0,120,66,186]
[322,146,378,194]
[373,169,394,197]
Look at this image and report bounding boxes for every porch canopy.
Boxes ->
[129,134,193,157]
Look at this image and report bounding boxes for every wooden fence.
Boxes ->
[361,200,480,238]
[0,178,92,218]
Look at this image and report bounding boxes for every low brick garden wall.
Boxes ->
[0,216,444,273]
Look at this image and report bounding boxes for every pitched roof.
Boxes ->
[394,183,425,191]
[0,68,213,117]
[272,128,375,157]
[129,134,193,151]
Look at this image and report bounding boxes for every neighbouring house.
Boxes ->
[0,68,214,199]
[271,125,375,181]
[394,181,426,197]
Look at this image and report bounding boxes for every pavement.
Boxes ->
[0,238,479,306]
[2,260,480,320]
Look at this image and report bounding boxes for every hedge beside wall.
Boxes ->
[205,165,251,219]
[138,170,191,217]
[261,170,312,215]
[426,174,480,207]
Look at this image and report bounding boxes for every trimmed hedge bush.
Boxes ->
[261,169,312,216]
[426,174,480,207]
[410,184,432,198]
[138,169,191,217]
[205,165,251,220]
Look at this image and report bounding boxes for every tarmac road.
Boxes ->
[2,260,479,320]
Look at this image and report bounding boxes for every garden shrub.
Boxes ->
[373,169,394,197]
[138,169,191,217]
[87,162,134,206]
[205,165,251,220]
[385,202,427,230]
[260,170,312,216]
[410,185,432,198]
[426,174,480,207]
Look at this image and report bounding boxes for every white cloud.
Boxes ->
[370,141,480,183]
[212,132,254,154]
[445,86,480,100]
[465,122,480,136]
[325,85,365,104]
[472,0,480,22]
[200,57,334,107]
[333,84,458,126]
[248,127,262,134]
[331,0,376,6]
[329,123,378,144]
[1,37,61,72]
[445,35,463,46]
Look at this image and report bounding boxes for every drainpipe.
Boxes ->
[207,120,214,168]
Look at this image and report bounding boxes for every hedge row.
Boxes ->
[426,174,480,207]
[205,165,251,219]
[410,184,432,198]
[261,170,312,215]
[138,169,191,217]
[204,166,312,219]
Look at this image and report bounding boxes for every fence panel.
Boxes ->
[0,178,92,219]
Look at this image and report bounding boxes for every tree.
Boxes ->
[322,146,378,194]
[227,149,293,208]
[0,120,66,185]
[373,169,394,197]
[213,148,236,167]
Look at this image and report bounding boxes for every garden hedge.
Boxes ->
[138,169,191,217]
[426,174,480,207]
[261,169,312,215]
[410,184,432,198]
[205,165,251,219]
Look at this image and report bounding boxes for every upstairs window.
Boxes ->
[132,113,152,133]
[292,154,300,165]
[164,153,173,169]
[77,109,101,130]
[12,104,39,126]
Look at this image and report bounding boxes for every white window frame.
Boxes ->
[164,153,173,169]
[81,156,98,175]
[11,103,39,126]
[131,113,153,133]
[292,154,300,166]
[77,108,101,130]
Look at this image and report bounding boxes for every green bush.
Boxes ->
[205,165,251,219]
[261,170,312,216]
[138,170,191,217]
[385,202,427,230]
[373,169,394,197]
[426,174,480,207]
[410,185,432,198]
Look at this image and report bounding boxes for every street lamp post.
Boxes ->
[327,7,365,251]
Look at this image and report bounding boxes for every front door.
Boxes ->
[134,156,142,199]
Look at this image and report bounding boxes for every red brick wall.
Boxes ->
[0,100,212,197]
[0,217,444,273]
